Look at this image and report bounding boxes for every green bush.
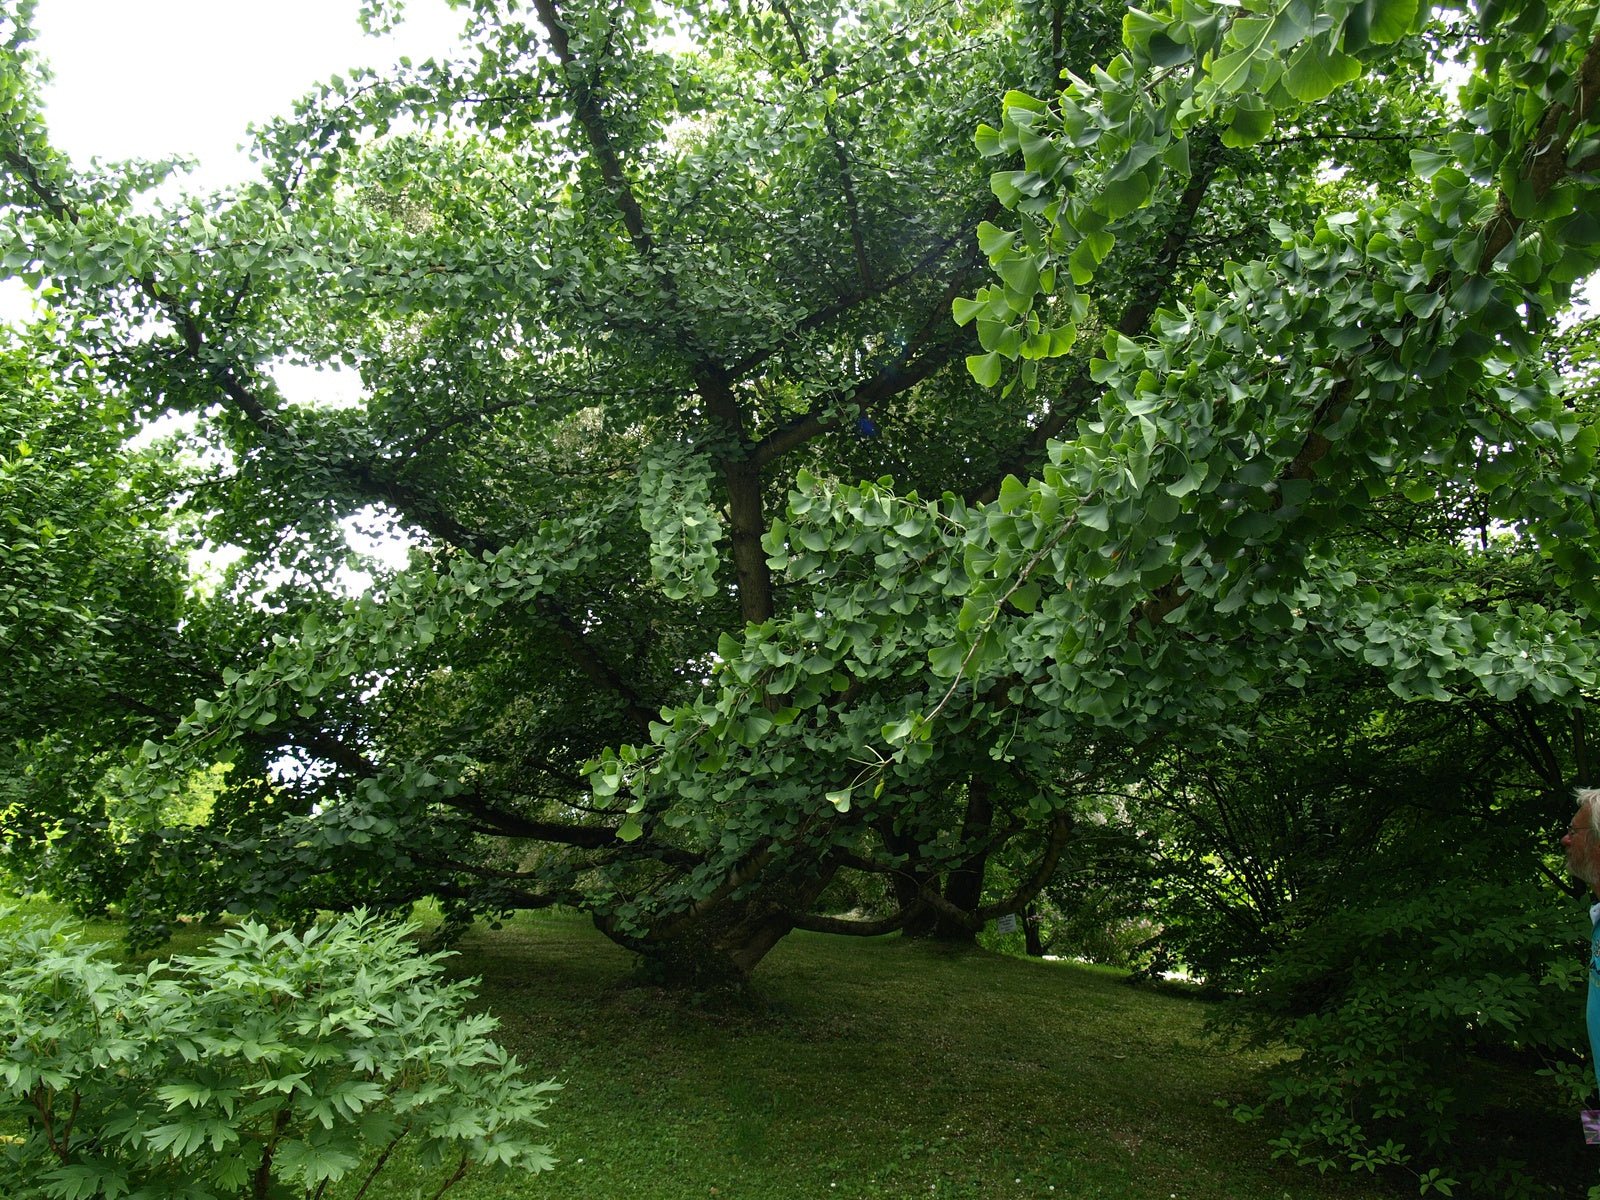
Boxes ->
[0,910,558,1199]
[1220,851,1582,1199]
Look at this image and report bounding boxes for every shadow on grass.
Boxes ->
[408,913,1434,1200]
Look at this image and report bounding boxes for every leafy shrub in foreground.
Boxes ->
[0,910,557,1199]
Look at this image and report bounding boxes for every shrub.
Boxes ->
[0,910,557,1199]
[1219,853,1582,1199]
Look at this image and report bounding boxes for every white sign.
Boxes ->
[996,913,1018,934]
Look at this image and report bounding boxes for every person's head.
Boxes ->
[1565,788,1600,885]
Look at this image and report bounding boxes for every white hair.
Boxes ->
[1574,789,1600,883]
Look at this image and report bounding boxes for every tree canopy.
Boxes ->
[1,0,1597,985]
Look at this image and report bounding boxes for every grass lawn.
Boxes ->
[9,899,1578,1199]
[369,913,1410,1200]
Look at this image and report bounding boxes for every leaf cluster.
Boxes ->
[0,910,558,1199]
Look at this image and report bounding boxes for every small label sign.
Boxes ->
[996,913,1018,934]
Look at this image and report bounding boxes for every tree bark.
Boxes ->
[930,775,995,943]
[600,866,840,989]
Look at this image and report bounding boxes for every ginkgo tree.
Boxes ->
[1,0,1596,988]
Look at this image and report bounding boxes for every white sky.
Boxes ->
[0,0,467,328]
[5,1,472,578]
[32,0,465,185]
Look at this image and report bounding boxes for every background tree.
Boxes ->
[0,325,207,921]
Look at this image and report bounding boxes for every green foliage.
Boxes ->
[978,638,1592,1195]
[603,0,1600,917]
[1220,845,1581,1199]
[0,323,200,923]
[0,0,1105,968]
[638,441,725,601]
[0,910,557,1199]
[1094,661,1592,1196]
[1027,822,1162,969]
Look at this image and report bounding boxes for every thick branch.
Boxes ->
[791,906,923,936]
[749,326,969,468]
[748,238,985,469]
[251,722,378,780]
[941,773,995,917]
[727,222,985,384]
[0,146,75,221]
[1478,31,1600,272]
[640,840,778,942]
[978,811,1074,919]
[534,597,661,733]
[426,879,573,910]
[437,800,624,848]
[795,810,1073,936]
[1115,136,1220,336]
[530,0,656,262]
[434,790,700,866]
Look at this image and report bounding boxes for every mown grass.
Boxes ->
[344,912,1411,1200]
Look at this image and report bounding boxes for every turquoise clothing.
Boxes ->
[1589,902,1600,1094]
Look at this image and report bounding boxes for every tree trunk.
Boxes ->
[888,776,996,944]
[606,866,838,991]
[873,819,938,939]
[699,370,775,626]
[1023,904,1046,957]
[930,775,994,944]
